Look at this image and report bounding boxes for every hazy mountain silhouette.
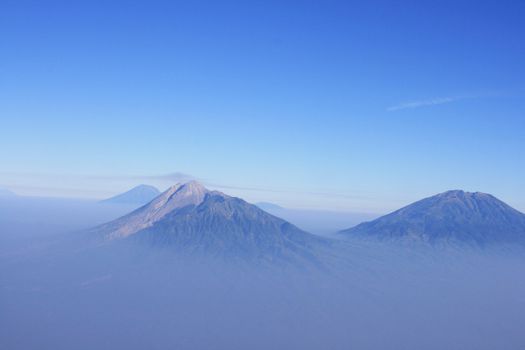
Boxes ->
[101,184,160,206]
[255,202,285,211]
[340,190,525,246]
[94,181,330,265]
[0,187,16,196]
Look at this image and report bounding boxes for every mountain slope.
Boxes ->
[101,185,160,206]
[340,190,525,246]
[94,182,330,265]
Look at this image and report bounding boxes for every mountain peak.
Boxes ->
[340,190,525,246]
[160,181,209,206]
[162,181,210,200]
[177,180,208,196]
[440,189,466,196]
[137,184,158,190]
[100,182,210,238]
[439,189,491,199]
[101,184,160,205]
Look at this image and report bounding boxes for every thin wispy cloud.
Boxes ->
[387,96,464,111]
[69,172,198,183]
[209,183,370,200]
[140,172,197,183]
[0,171,370,202]
[0,171,199,198]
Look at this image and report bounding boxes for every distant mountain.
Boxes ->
[94,181,329,265]
[255,202,284,211]
[0,187,16,197]
[101,185,160,206]
[340,190,525,246]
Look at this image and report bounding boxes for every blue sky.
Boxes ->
[1,0,524,212]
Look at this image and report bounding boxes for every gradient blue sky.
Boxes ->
[1,0,524,212]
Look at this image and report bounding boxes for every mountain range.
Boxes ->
[91,185,525,267]
[339,190,525,246]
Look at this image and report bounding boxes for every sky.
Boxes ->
[1,0,524,212]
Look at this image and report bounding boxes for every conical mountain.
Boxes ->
[101,184,160,206]
[340,190,525,246]
[95,181,329,264]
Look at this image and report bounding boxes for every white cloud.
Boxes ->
[387,96,461,111]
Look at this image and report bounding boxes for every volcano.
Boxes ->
[340,190,525,246]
